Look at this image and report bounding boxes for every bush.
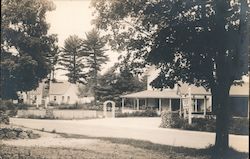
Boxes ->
[0,100,32,117]
[116,110,159,117]
[0,127,40,140]
[0,111,10,125]
[160,112,249,135]
[54,103,102,110]
[229,117,249,135]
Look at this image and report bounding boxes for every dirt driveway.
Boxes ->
[10,117,249,152]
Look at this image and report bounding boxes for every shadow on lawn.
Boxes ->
[58,132,249,159]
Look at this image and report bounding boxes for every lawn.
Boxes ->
[0,131,248,159]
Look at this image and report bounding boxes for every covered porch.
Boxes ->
[120,90,181,114]
[120,90,212,117]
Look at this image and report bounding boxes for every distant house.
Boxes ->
[49,81,80,105]
[22,80,94,107]
[121,66,249,118]
[21,81,44,106]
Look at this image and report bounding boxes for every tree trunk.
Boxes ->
[93,50,98,107]
[212,83,231,156]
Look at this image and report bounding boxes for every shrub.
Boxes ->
[116,110,159,117]
[55,103,102,110]
[0,111,10,125]
[0,127,40,140]
[51,129,56,133]
[0,100,32,117]
[160,112,249,135]
[229,117,249,135]
[160,110,184,128]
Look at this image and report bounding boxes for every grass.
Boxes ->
[58,132,249,159]
[1,128,248,159]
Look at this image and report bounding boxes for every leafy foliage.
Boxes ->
[92,0,248,88]
[96,66,146,104]
[1,0,58,99]
[92,0,249,153]
[116,109,159,117]
[160,111,249,135]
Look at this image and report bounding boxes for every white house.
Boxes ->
[21,82,44,106]
[121,66,249,118]
[22,80,94,107]
[48,81,80,105]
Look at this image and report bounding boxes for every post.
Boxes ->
[136,98,139,110]
[179,98,182,117]
[45,97,48,109]
[195,98,198,112]
[248,98,249,119]
[169,99,172,111]
[103,102,107,118]
[112,102,115,118]
[133,99,136,110]
[204,96,207,116]
[159,98,162,112]
[122,98,125,113]
[188,88,192,124]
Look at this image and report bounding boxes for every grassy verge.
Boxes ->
[1,129,248,159]
[58,132,249,159]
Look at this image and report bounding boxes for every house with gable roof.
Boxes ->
[22,80,94,106]
[48,81,80,105]
[121,66,249,118]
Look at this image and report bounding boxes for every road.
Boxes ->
[10,117,249,152]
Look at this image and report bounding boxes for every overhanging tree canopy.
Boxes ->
[92,0,249,155]
[1,0,58,99]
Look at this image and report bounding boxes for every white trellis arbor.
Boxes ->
[103,100,116,118]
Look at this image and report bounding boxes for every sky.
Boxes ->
[46,0,119,80]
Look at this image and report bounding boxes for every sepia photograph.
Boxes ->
[0,0,249,158]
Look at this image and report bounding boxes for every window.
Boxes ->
[54,96,56,101]
[62,96,64,102]
[67,96,70,102]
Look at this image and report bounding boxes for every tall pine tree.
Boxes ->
[82,29,109,106]
[58,35,87,84]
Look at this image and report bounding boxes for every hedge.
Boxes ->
[116,110,159,117]
[160,111,249,135]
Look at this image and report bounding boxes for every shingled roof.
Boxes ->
[121,90,180,99]
[49,81,73,95]
[121,82,249,98]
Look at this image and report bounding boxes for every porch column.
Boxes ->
[122,98,125,113]
[194,98,198,112]
[179,98,182,117]
[203,96,207,116]
[169,99,172,111]
[159,98,162,111]
[133,99,136,110]
[188,87,192,124]
[248,98,249,119]
[136,98,139,110]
